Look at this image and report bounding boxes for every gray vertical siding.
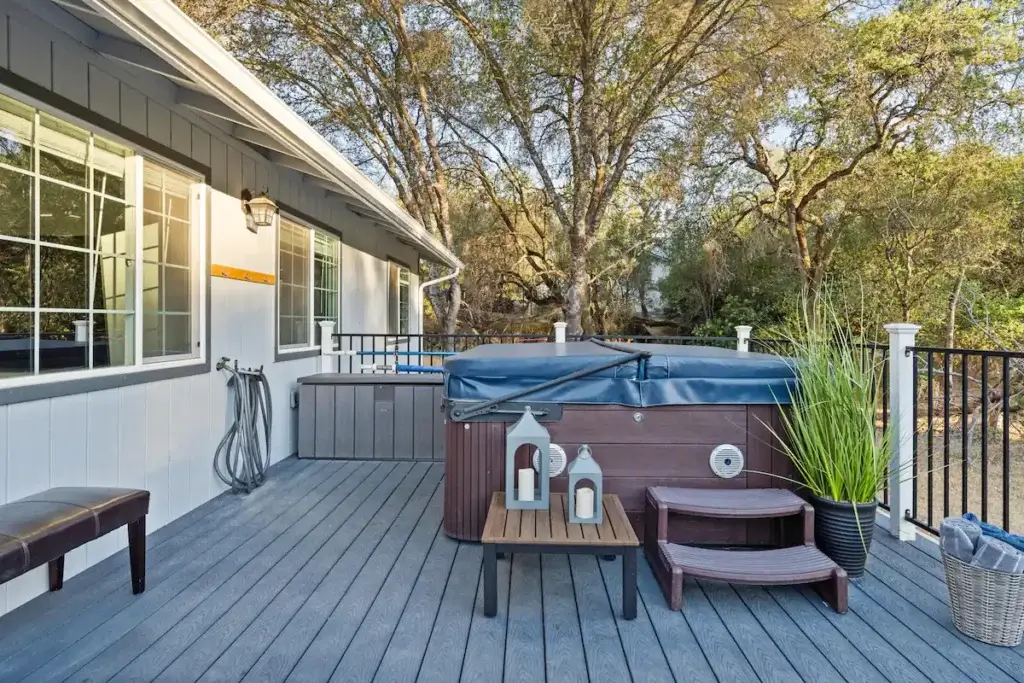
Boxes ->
[298,375,446,461]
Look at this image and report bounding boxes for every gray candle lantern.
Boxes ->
[568,444,603,524]
[505,406,549,509]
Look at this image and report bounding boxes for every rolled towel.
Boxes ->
[970,535,1024,574]
[963,512,1024,552]
[940,517,981,563]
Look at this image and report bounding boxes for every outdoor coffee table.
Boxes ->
[481,491,640,619]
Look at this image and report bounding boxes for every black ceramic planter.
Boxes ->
[811,495,877,578]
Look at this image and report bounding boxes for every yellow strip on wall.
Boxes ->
[212,264,276,285]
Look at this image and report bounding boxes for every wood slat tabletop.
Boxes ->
[482,493,638,546]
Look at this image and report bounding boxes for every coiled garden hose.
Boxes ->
[214,358,272,493]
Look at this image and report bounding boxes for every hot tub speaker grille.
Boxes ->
[533,443,567,477]
[709,444,744,479]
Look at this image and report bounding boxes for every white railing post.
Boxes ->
[735,325,752,352]
[73,320,89,343]
[885,323,920,541]
[319,321,336,373]
[553,321,567,344]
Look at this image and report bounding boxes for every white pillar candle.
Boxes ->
[518,468,535,501]
[575,487,595,519]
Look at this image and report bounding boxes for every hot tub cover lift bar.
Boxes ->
[450,342,653,422]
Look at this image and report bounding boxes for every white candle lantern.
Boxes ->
[568,444,603,524]
[505,406,549,509]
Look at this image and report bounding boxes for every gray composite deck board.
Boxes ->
[1,459,1020,682]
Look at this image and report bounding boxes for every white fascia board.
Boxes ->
[84,0,462,269]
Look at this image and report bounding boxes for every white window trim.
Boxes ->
[388,261,411,337]
[276,214,341,354]
[0,89,208,390]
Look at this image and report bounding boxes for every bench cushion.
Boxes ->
[0,488,149,583]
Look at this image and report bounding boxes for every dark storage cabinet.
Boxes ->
[297,374,445,461]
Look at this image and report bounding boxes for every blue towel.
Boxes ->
[963,513,1024,552]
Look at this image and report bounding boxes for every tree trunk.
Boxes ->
[946,271,965,348]
[565,246,589,334]
[444,280,462,335]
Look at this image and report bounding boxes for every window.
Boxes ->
[278,217,340,350]
[388,261,410,336]
[0,91,204,381]
[313,232,340,345]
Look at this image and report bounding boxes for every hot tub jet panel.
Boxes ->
[442,341,800,545]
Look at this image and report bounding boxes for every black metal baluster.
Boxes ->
[1002,356,1011,531]
[912,350,919,523]
[882,348,890,507]
[943,352,951,519]
[926,352,934,529]
[981,357,989,522]
[962,353,969,516]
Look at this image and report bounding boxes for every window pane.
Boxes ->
[0,167,32,238]
[164,218,189,266]
[162,265,190,312]
[40,180,88,249]
[0,96,33,170]
[142,210,161,254]
[39,311,87,373]
[40,245,88,310]
[164,314,191,355]
[165,188,189,222]
[38,113,88,187]
[0,239,33,307]
[93,255,132,312]
[142,312,160,357]
[92,138,129,200]
[0,311,32,377]
[93,312,132,368]
[94,196,129,254]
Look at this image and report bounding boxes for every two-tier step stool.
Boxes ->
[644,487,848,613]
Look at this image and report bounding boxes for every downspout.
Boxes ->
[417,267,461,334]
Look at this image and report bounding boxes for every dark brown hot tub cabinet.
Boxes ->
[442,342,798,545]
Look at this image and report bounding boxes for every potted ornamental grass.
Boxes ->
[772,301,890,578]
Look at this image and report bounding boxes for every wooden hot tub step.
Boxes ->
[648,540,848,613]
[647,486,809,519]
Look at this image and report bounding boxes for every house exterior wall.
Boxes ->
[0,1,422,616]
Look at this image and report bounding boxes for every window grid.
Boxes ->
[142,163,194,360]
[388,262,410,336]
[0,90,202,382]
[0,96,136,377]
[313,232,340,345]
[278,218,311,348]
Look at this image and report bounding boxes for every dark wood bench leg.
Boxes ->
[483,543,498,617]
[128,516,146,594]
[48,555,64,592]
[622,549,637,620]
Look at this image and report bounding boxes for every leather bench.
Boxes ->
[0,487,149,595]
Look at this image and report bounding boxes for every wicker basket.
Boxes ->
[942,551,1024,647]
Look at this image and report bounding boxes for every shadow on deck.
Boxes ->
[0,458,1021,682]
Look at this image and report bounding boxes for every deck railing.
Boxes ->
[903,346,1024,535]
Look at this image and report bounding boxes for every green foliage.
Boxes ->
[772,299,891,504]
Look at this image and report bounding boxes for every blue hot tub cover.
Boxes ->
[443,341,796,407]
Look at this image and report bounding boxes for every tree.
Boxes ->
[437,0,805,332]
[178,0,466,333]
[696,0,1023,310]
[838,145,1021,345]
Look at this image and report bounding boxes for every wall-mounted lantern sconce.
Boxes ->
[241,187,278,233]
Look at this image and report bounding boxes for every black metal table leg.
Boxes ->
[484,544,498,617]
[622,549,637,620]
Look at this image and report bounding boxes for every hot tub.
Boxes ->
[442,341,799,544]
